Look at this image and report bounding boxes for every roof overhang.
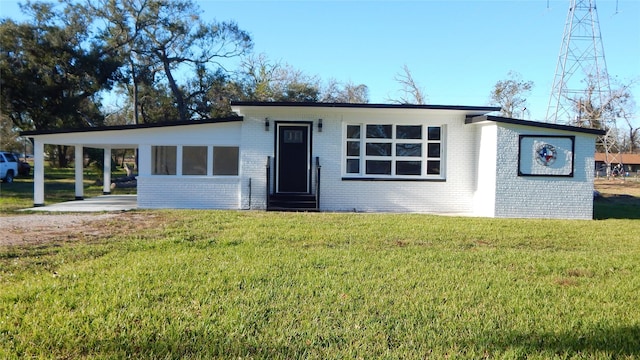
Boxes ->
[231,101,501,117]
[20,116,243,137]
[19,116,243,148]
[465,115,606,136]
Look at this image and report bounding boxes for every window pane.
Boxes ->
[347,141,360,156]
[366,143,392,156]
[283,129,304,143]
[366,124,392,138]
[396,125,422,139]
[396,161,422,175]
[366,160,391,175]
[427,160,440,175]
[347,125,361,139]
[428,127,441,140]
[182,146,208,175]
[213,146,239,175]
[396,143,422,157]
[427,143,441,158]
[346,159,360,174]
[152,146,177,175]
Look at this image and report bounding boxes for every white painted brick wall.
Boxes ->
[135,122,243,209]
[137,176,241,209]
[472,123,498,217]
[493,124,596,219]
[238,114,272,209]
[316,112,479,214]
[128,106,598,219]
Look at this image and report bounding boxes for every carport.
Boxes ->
[22,124,144,207]
[21,117,242,209]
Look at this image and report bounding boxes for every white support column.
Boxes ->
[103,148,112,195]
[33,140,45,206]
[74,146,84,200]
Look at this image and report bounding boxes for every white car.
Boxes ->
[0,151,19,183]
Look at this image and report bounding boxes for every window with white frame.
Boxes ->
[182,146,208,175]
[213,146,239,175]
[344,124,443,179]
[152,146,177,175]
[152,145,239,176]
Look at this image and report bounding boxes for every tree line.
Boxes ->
[1,0,637,162]
[0,0,374,165]
[0,0,371,132]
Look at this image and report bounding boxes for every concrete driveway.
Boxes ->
[23,195,137,212]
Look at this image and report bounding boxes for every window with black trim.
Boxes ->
[344,124,443,179]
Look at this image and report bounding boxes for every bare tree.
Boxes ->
[239,53,284,101]
[489,71,533,118]
[615,94,638,153]
[389,65,426,105]
[321,79,369,103]
[566,75,637,155]
[569,75,635,128]
[621,114,639,153]
[239,53,324,102]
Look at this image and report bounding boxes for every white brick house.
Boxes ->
[22,102,604,219]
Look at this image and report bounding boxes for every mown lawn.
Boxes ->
[1,211,639,359]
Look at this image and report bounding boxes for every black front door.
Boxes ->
[276,124,310,193]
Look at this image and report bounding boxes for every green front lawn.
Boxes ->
[1,211,639,359]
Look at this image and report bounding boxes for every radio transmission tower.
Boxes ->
[546,0,621,175]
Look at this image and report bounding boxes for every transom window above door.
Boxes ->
[343,123,444,180]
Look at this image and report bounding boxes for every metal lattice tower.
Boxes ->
[546,0,621,174]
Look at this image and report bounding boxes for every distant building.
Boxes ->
[595,153,640,177]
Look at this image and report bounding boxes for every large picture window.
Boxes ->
[344,124,443,179]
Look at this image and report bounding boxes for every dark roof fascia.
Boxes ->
[20,116,243,136]
[465,115,606,136]
[231,101,501,112]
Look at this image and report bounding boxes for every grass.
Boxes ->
[594,197,640,219]
[594,178,640,219]
[1,211,640,359]
[1,170,639,358]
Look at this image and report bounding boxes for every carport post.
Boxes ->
[33,140,45,206]
[75,146,84,200]
[103,148,111,195]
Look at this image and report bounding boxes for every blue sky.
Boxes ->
[2,0,639,125]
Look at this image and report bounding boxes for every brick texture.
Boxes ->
[132,107,597,219]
